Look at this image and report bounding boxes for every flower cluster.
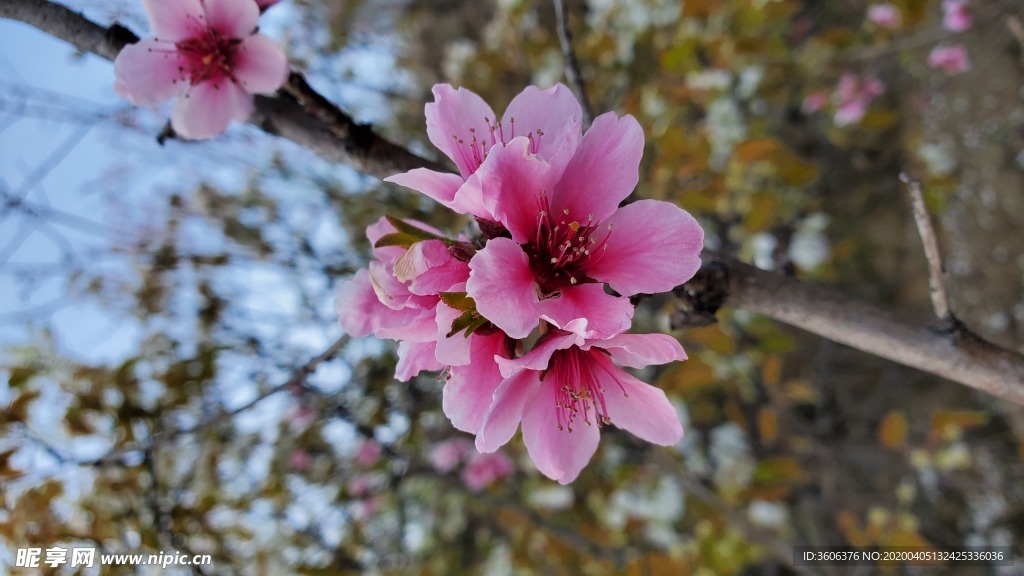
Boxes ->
[114,0,289,139]
[335,84,704,483]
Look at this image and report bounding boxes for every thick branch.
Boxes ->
[0,0,444,179]
[682,255,1024,405]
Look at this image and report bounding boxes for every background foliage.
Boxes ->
[1,0,1023,574]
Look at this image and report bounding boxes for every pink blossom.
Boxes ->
[867,4,902,29]
[942,0,971,32]
[832,73,885,126]
[287,404,317,430]
[429,438,474,472]
[474,318,686,484]
[114,0,289,139]
[347,474,373,497]
[928,45,971,75]
[289,449,311,470]
[388,85,703,340]
[461,451,516,491]
[354,496,379,520]
[801,91,829,114]
[334,216,470,381]
[385,84,584,221]
[255,0,280,10]
[465,134,703,337]
[355,440,382,467]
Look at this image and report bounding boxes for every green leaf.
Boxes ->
[438,292,476,312]
[446,310,479,338]
[385,215,447,241]
[463,315,489,338]
[374,232,423,249]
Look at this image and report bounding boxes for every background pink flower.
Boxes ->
[928,45,971,75]
[429,438,474,472]
[801,91,828,114]
[942,0,972,32]
[867,4,902,29]
[461,451,516,491]
[355,440,382,467]
[114,0,289,139]
[832,73,885,126]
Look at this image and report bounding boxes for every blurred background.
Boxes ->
[1,0,1023,573]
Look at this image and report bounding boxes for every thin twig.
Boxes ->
[86,336,348,466]
[553,0,594,128]
[1007,16,1024,68]
[900,173,952,323]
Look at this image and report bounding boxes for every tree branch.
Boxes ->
[0,0,444,180]
[902,174,953,323]
[553,0,595,127]
[679,255,1024,405]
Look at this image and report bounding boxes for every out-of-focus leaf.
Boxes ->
[878,411,908,449]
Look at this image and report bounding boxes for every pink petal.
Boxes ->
[443,333,507,434]
[476,370,541,453]
[365,216,404,266]
[201,0,259,38]
[385,169,467,212]
[593,354,683,446]
[171,78,253,139]
[435,302,472,366]
[551,112,644,224]
[495,331,578,378]
[334,270,434,340]
[395,340,441,381]
[365,216,446,266]
[425,84,497,179]
[376,306,438,342]
[834,99,867,126]
[535,284,634,340]
[142,0,205,42]
[232,34,289,95]
[333,269,378,337]
[410,257,469,295]
[396,240,469,296]
[368,261,413,310]
[596,333,687,368]
[472,137,556,244]
[521,381,600,484]
[586,199,704,296]
[113,39,188,106]
[501,84,582,174]
[466,237,541,339]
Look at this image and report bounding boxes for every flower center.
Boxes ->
[546,347,617,433]
[175,28,241,86]
[449,116,545,173]
[524,193,611,296]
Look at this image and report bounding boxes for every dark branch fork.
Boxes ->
[2,0,1024,406]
